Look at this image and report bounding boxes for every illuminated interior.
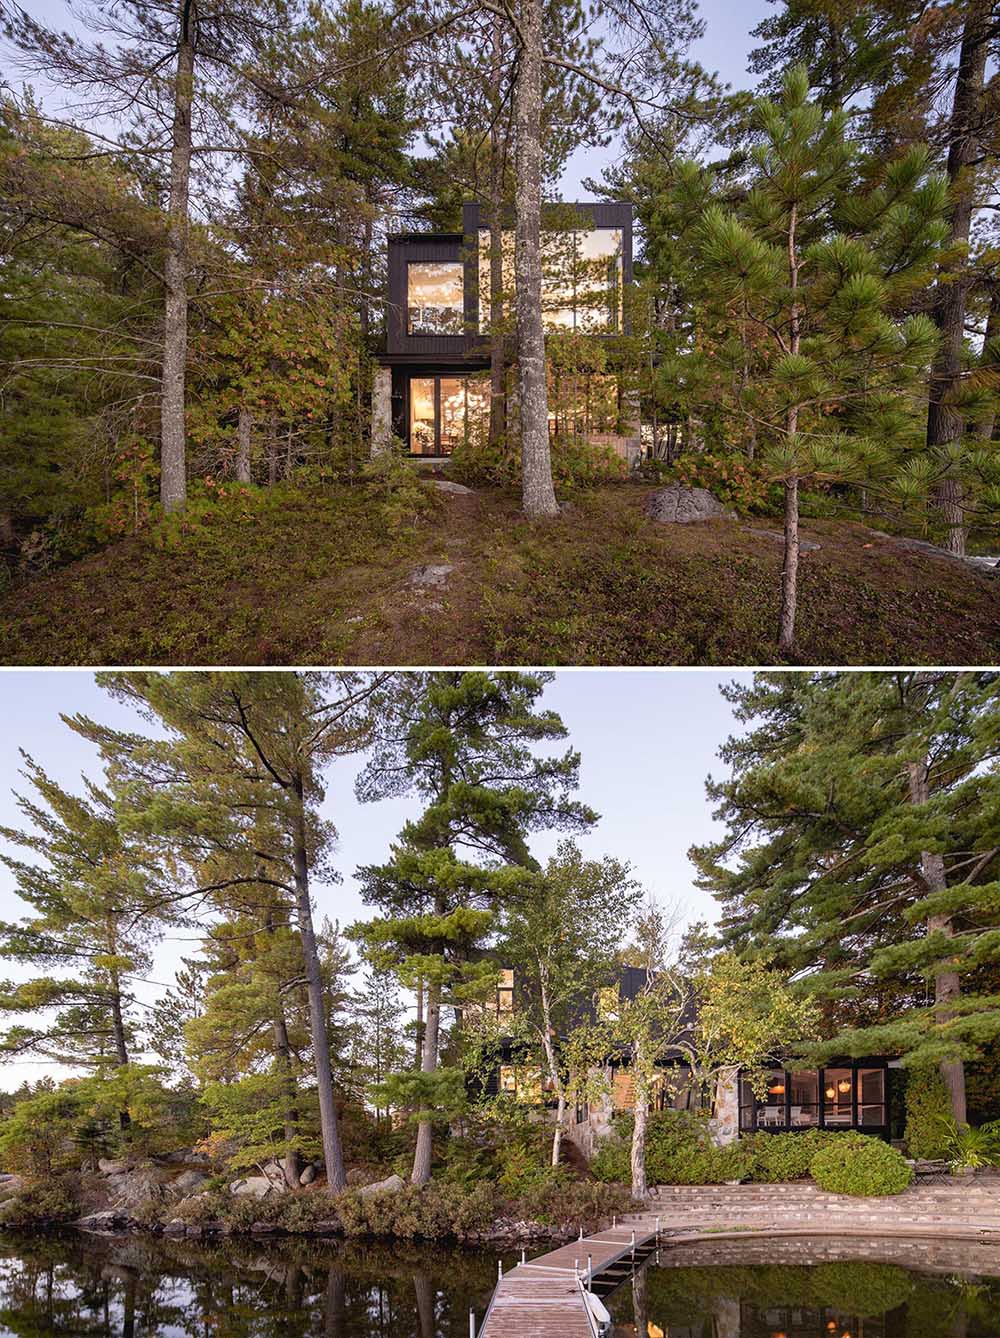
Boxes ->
[407,374,488,455]
[478,227,623,333]
[407,262,464,335]
[740,1065,886,1132]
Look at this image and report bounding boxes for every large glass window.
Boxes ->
[857,1067,886,1126]
[478,226,623,333]
[757,1071,786,1128]
[409,377,436,455]
[788,1071,819,1127]
[407,374,488,456]
[823,1068,854,1127]
[407,262,464,335]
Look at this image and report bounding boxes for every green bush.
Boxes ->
[591,1110,753,1186]
[0,1174,81,1225]
[450,433,628,490]
[742,1130,861,1183]
[810,1138,913,1197]
[335,1181,497,1239]
[513,1177,633,1229]
[904,1067,955,1160]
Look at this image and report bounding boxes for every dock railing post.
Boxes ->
[469,1309,476,1338]
[497,1260,503,1282]
[587,1253,593,1286]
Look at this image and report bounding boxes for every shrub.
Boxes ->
[0,1174,81,1225]
[334,1182,496,1239]
[904,1067,955,1160]
[743,1130,859,1183]
[671,450,772,515]
[810,1138,913,1197]
[512,1178,633,1230]
[591,1110,753,1186]
[450,434,628,491]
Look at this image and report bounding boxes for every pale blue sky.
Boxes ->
[0,670,752,1083]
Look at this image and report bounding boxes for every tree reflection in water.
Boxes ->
[0,1232,502,1336]
[607,1246,1000,1338]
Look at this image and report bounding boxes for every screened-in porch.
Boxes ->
[739,1061,888,1136]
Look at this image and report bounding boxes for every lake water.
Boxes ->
[0,1231,997,1336]
[607,1237,1000,1338]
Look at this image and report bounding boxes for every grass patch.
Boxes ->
[1,482,997,666]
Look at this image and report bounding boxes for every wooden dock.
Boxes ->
[477,1220,659,1337]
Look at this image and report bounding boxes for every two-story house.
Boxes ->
[473,965,901,1159]
[371,201,641,462]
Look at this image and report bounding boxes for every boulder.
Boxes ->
[406,563,453,588]
[0,1175,23,1201]
[299,1164,317,1187]
[159,1147,212,1166]
[230,1173,286,1199]
[77,1210,127,1233]
[170,1169,208,1197]
[645,486,733,525]
[163,1218,188,1237]
[98,1158,130,1176]
[106,1164,167,1209]
[430,480,474,495]
[358,1173,405,1199]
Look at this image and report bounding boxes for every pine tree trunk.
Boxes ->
[779,203,802,654]
[273,1009,302,1188]
[906,756,966,1124]
[974,284,1000,442]
[630,1067,648,1199]
[779,475,800,655]
[411,978,440,1185]
[290,777,347,1191]
[514,0,558,518]
[236,405,253,483]
[927,0,990,557]
[160,6,195,514]
[487,15,506,449]
[414,976,424,1067]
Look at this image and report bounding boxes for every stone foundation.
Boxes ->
[370,366,392,455]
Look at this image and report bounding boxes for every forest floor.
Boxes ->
[1,483,997,666]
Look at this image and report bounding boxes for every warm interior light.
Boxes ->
[838,1079,851,1094]
[825,1086,836,1100]
[769,1082,785,1095]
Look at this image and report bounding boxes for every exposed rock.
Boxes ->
[77,1210,128,1233]
[299,1164,317,1186]
[745,527,821,553]
[159,1147,212,1166]
[229,1164,286,1198]
[406,563,453,588]
[98,1158,130,1176]
[170,1169,208,1197]
[645,486,733,524]
[106,1164,168,1210]
[0,1175,23,1201]
[357,1173,405,1199]
[163,1218,187,1237]
[430,480,475,495]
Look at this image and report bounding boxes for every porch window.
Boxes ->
[823,1068,854,1127]
[407,262,464,335]
[757,1070,786,1128]
[857,1067,886,1126]
[788,1070,819,1127]
[408,375,488,456]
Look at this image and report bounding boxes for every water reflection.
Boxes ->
[0,1231,503,1336]
[609,1241,1000,1338]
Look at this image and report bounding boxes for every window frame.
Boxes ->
[407,373,487,457]
[406,260,465,337]
[739,1060,889,1136]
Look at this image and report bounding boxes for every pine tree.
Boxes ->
[692,66,945,653]
[348,967,407,1126]
[0,755,164,1133]
[68,670,385,1191]
[353,670,596,1184]
[691,670,1000,1125]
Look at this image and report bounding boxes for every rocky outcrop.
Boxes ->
[358,1173,405,1198]
[230,1161,288,1198]
[645,487,733,524]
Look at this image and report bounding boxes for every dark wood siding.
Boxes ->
[386,234,467,357]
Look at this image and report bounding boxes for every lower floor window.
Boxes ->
[408,374,488,455]
[739,1064,886,1133]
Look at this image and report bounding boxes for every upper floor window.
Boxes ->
[478,227,623,334]
[407,261,464,335]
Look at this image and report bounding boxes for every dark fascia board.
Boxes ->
[462,199,632,232]
[388,231,464,244]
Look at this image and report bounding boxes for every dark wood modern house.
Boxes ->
[476,965,901,1157]
[371,201,640,461]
